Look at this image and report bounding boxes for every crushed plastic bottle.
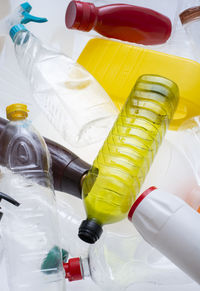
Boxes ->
[2,2,117,147]
[63,233,192,291]
[0,104,65,291]
[79,74,179,244]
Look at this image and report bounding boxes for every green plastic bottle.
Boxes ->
[79,74,179,244]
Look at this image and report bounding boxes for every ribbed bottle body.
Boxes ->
[82,75,179,225]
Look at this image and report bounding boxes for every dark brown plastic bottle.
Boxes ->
[0,117,90,199]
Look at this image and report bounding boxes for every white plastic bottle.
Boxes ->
[4,2,117,147]
[128,187,200,284]
[0,104,65,291]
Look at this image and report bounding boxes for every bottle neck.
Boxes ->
[81,257,90,278]
[13,29,34,48]
[8,118,29,126]
[65,1,97,32]
[13,30,39,79]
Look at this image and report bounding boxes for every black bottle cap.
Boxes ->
[78,219,103,244]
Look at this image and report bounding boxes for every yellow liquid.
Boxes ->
[82,75,179,225]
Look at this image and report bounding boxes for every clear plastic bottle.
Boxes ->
[56,194,89,258]
[141,138,199,209]
[180,5,200,61]
[41,193,89,269]
[79,74,179,244]
[0,104,65,291]
[0,192,20,264]
[6,3,117,147]
[177,115,200,212]
[63,233,192,291]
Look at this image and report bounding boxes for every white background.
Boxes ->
[0,0,200,290]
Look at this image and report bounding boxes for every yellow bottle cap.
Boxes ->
[6,103,29,121]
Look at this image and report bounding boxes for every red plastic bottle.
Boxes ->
[65,1,172,45]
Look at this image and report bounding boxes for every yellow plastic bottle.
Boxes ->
[79,74,179,244]
[78,38,200,129]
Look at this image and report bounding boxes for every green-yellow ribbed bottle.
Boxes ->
[79,74,179,244]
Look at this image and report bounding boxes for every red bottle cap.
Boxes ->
[128,186,157,220]
[63,258,83,281]
[65,1,97,32]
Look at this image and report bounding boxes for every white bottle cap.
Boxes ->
[128,187,200,284]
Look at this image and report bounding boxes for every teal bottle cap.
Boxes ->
[41,246,69,274]
[21,2,32,13]
[9,24,27,41]
[21,11,47,25]
[9,2,48,42]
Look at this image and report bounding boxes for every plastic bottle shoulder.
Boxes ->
[0,119,51,185]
